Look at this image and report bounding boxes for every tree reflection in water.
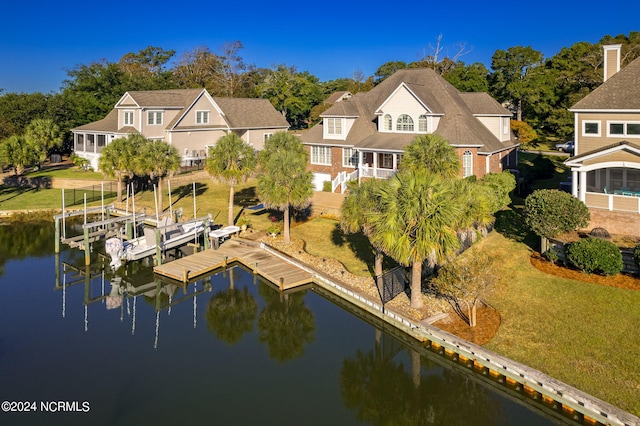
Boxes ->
[206,268,258,345]
[341,335,504,425]
[0,219,55,276]
[257,282,315,363]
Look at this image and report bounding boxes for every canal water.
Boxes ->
[0,222,567,425]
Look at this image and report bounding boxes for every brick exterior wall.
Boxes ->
[586,208,640,237]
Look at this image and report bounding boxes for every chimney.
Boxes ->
[603,44,622,82]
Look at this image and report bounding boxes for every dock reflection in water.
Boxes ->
[0,233,563,425]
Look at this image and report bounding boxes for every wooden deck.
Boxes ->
[153,239,313,290]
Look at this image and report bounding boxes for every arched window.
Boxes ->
[462,150,473,178]
[396,114,414,131]
[418,115,428,132]
[384,114,392,131]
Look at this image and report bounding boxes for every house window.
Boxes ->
[418,115,428,132]
[327,118,342,135]
[381,153,394,169]
[583,121,600,136]
[97,135,106,153]
[342,148,357,167]
[147,111,163,125]
[502,117,510,134]
[124,111,134,126]
[607,121,640,137]
[264,133,273,142]
[196,111,210,124]
[462,150,473,178]
[311,146,332,165]
[75,133,85,152]
[384,114,392,131]
[396,114,414,131]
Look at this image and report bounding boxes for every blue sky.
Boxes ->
[2,0,639,94]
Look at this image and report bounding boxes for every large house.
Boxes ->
[72,88,289,171]
[566,45,640,235]
[300,68,519,191]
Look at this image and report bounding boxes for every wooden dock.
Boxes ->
[153,239,313,290]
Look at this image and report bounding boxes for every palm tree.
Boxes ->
[206,133,257,226]
[400,134,460,178]
[0,135,37,175]
[98,134,144,202]
[137,140,181,213]
[368,170,463,309]
[24,118,62,165]
[257,132,313,245]
[341,179,386,284]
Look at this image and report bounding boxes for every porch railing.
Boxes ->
[585,191,640,213]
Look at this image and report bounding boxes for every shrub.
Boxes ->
[634,244,640,266]
[322,180,332,192]
[524,189,590,238]
[479,171,516,212]
[566,238,623,276]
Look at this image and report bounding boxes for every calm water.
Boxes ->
[0,222,568,425]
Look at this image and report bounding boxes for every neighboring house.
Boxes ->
[72,88,289,170]
[566,45,640,235]
[299,68,518,191]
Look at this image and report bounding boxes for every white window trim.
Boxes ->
[462,150,473,178]
[327,118,343,135]
[606,121,640,138]
[311,145,332,165]
[582,120,601,137]
[147,110,163,125]
[342,147,357,168]
[418,115,428,133]
[196,110,210,125]
[502,117,510,135]
[123,110,134,126]
[264,133,273,142]
[383,114,393,132]
[396,114,414,132]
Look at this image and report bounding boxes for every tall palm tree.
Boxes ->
[206,133,256,226]
[257,132,313,245]
[137,140,181,213]
[341,179,386,284]
[368,170,463,309]
[98,134,144,202]
[0,135,36,175]
[400,134,460,178]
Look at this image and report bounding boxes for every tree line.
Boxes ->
[1,32,639,153]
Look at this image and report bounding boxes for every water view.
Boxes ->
[0,222,567,425]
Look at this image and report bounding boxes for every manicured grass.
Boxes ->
[0,185,64,210]
[479,232,640,415]
[25,166,106,180]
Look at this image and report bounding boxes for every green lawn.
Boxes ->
[25,165,106,180]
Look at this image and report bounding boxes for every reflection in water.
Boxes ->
[0,220,55,276]
[207,268,258,345]
[258,282,316,363]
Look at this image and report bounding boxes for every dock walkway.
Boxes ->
[153,239,313,289]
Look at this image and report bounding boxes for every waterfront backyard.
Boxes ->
[1,162,639,417]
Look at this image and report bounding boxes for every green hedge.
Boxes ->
[566,238,623,276]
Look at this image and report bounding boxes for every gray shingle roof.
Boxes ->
[459,92,512,115]
[213,97,289,129]
[303,68,517,154]
[571,56,640,110]
[72,109,119,132]
[123,89,204,108]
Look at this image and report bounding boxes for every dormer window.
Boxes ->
[384,114,392,131]
[124,111,134,126]
[396,114,414,132]
[418,115,428,132]
[327,118,342,135]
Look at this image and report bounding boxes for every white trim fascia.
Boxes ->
[569,108,640,113]
[565,144,640,166]
[471,113,512,117]
[357,148,405,154]
[478,144,520,155]
[227,125,290,131]
[374,83,433,115]
[114,92,140,109]
[450,143,484,148]
[568,160,640,172]
[320,114,359,118]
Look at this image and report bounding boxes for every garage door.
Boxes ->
[312,173,331,191]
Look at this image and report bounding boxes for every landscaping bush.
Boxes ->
[566,238,623,276]
[524,189,590,238]
[531,154,555,179]
[634,244,640,266]
[322,180,332,192]
[479,171,516,212]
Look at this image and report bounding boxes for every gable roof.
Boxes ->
[116,89,204,109]
[571,56,640,110]
[213,98,289,129]
[459,92,512,115]
[565,140,640,167]
[324,91,352,104]
[304,68,516,154]
[72,109,120,132]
